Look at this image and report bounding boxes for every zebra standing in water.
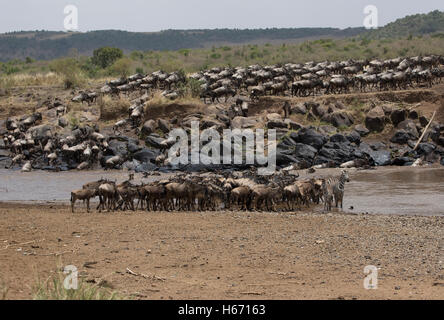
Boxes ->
[322,179,334,212]
[326,170,350,209]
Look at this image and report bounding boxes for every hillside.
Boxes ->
[0,28,365,61]
[366,10,444,39]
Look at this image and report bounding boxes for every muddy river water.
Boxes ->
[0,167,443,216]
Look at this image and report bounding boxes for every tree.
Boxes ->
[92,47,123,69]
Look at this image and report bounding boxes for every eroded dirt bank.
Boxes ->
[0,203,442,300]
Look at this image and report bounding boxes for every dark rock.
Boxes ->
[436,136,444,147]
[158,119,170,133]
[365,106,386,132]
[397,120,419,138]
[390,130,417,144]
[392,157,414,166]
[318,125,337,136]
[284,119,302,131]
[419,116,429,127]
[304,101,319,111]
[291,104,307,115]
[267,120,287,129]
[330,134,349,144]
[408,110,419,120]
[276,151,299,166]
[290,128,327,150]
[369,150,391,166]
[347,131,361,144]
[354,124,370,137]
[323,111,354,128]
[390,109,407,126]
[416,143,436,156]
[122,159,140,171]
[135,162,158,172]
[127,140,142,153]
[145,134,165,149]
[370,142,386,151]
[292,143,318,162]
[133,148,158,163]
[107,139,128,157]
[314,141,355,166]
[312,104,328,118]
[58,117,68,128]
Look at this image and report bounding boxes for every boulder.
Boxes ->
[369,150,391,166]
[365,106,386,132]
[291,104,307,115]
[347,131,361,144]
[419,116,430,127]
[397,119,419,138]
[416,143,436,156]
[292,143,318,162]
[141,120,157,136]
[132,148,159,163]
[107,139,128,157]
[408,110,419,120]
[145,134,165,149]
[312,104,329,118]
[354,124,370,137]
[392,156,414,166]
[284,119,302,131]
[329,133,349,144]
[314,141,355,166]
[58,117,68,128]
[390,109,407,126]
[276,150,298,166]
[390,130,416,144]
[323,111,354,128]
[267,120,287,129]
[158,119,170,134]
[290,128,327,150]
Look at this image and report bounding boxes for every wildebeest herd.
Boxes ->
[72,54,444,104]
[70,169,350,214]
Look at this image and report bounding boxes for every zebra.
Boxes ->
[326,170,350,209]
[321,179,334,212]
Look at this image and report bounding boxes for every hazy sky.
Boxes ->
[1,0,444,33]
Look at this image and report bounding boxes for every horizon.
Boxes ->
[1,1,444,34]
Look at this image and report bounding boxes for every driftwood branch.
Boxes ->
[413,111,436,151]
[125,268,165,281]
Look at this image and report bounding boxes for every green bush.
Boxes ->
[92,47,124,69]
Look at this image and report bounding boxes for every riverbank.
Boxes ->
[0,202,442,300]
[1,166,444,216]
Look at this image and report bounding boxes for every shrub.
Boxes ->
[92,47,124,69]
[108,58,132,78]
[50,58,85,89]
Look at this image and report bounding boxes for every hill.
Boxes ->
[366,10,444,39]
[0,28,365,62]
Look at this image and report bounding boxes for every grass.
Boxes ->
[0,282,8,300]
[32,268,124,300]
[98,95,131,121]
[2,35,444,83]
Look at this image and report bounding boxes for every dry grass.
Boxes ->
[98,95,131,121]
[145,90,203,108]
[0,72,63,88]
[32,270,124,300]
